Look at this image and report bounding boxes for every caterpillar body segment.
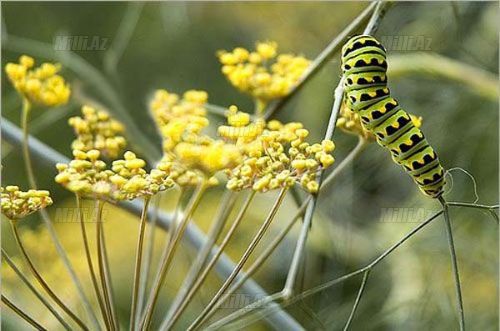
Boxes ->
[341,35,445,198]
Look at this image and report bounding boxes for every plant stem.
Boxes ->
[210,209,444,329]
[140,183,207,330]
[9,220,89,330]
[101,223,119,330]
[439,196,465,331]
[136,193,162,326]
[96,201,116,331]
[204,201,307,329]
[20,98,99,329]
[2,250,72,331]
[188,188,288,330]
[130,196,151,331]
[163,191,255,330]
[263,1,378,120]
[343,270,370,331]
[1,294,47,331]
[76,195,110,330]
[161,190,237,329]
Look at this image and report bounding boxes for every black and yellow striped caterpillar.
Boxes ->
[341,35,445,198]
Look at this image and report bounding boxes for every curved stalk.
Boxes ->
[20,98,99,328]
[188,188,288,330]
[76,195,110,330]
[95,200,116,331]
[439,197,465,331]
[140,183,207,330]
[2,250,72,330]
[130,196,151,330]
[2,295,47,331]
[10,220,88,330]
[163,191,255,330]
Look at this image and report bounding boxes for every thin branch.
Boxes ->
[2,250,72,331]
[342,270,370,331]
[263,1,379,119]
[439,197,465,331]
[1,295,47,331]
[188,188,288,330]
[210,209,443,329]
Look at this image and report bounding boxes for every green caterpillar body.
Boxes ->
[341,35,445,198]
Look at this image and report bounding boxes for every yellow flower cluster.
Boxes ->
[55,149,113,199]
[55,150,174,201]
[68,106,127,159]
[218,105,266,144]
[1,186,53,220]
[337,102,423,142]
[110,152,174,200]
[221,109,335,193]
[149,89,209,152]
[5,55,71,107]
[150,89,243,187]
[217,42,310,109]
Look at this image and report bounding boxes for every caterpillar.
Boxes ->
[341,35,445,198]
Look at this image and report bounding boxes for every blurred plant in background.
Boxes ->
[1,2,498,331]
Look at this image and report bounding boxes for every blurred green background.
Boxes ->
[1,2,498,330]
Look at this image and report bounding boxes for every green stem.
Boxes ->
[204,200,307,327]
[96,201,116,331]
[20,98,99,329]
[2,294,47,331]
[140,183,207,330]
[342,270,370,331]
[76,195,110,330]
[188,188,288,330]
[439,196,465,331]
[10,220,89,330]
[164,191,255,330]
[2,249,72,331]
[161,190,237,330]
[130,196,151,331]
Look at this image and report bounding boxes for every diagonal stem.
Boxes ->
[342,270,370,331]
[130,196,151,331]
[161,190,238,329]
[188,188,288,330]
[10,220,89,330]
[439,196,465,331]
[95,200,116,331]
[76,195,110,330]
[2,249,72,330]
[1,294,47,331]
[20,98,99,329]
[163,191,255,330]
[263,1,379,119]
[140,183,207,330]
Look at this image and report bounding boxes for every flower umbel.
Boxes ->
[5,55,71,107]
[218,42,310,112]
[149,89,209,152]
[68,105,127,159]
[221,111,336,193]
[1,186,53,220]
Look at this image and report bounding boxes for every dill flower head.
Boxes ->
[218,105,266,144]
[217,42,310,108]
[149,89,209,152]
[110,151,174,200]
[55,149,112,199]
[68,105,127,159]
[223,117,335,194]
[56,149,174,201]
[4,55,71,107]
[1,186,53,220]
[337,102,423,142]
